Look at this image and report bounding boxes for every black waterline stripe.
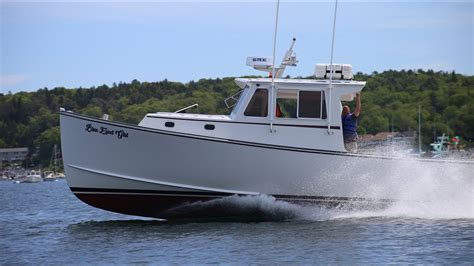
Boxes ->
[70,187,392,203]
[71,187,234,197]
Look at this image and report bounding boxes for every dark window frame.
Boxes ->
[244,88,269,117]
[298,90,327,119]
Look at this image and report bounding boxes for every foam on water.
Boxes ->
[343,146,474,220]
[334,170,474,220]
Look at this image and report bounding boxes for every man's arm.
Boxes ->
[354,93,361,117]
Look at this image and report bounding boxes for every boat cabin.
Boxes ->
[139,77,365,153]
[139,39,365,152]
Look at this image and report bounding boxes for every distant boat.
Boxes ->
[21,170,43,183]
[43,144,65,181]
[430,133,450,156]
[12,171,27,183]
[55,173,66,179]
[43,171,58,182]
[429,134,470,159]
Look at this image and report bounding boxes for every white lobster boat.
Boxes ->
[59,41,474,219]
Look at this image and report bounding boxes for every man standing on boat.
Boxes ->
[341,93,361,153]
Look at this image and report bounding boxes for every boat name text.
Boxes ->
[85,124,129,139]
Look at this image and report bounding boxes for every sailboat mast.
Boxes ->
[53,144,57,172]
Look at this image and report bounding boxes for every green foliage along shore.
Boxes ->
[0,70,473,166]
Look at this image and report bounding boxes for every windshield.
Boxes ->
[225,86,249,115]
[224,88,245,109]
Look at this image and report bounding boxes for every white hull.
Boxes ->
[60,111,474,219]
[22,175,43,183]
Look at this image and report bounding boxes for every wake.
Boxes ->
[185,179,473,222]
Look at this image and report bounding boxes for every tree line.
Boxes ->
[0,69,472,167]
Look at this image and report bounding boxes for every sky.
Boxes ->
[1,0,473,93]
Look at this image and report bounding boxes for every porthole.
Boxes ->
[165,122,175,128]
[204,124,215,130]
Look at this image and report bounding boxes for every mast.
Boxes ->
[327,0,339,134]
[269,0,280,133]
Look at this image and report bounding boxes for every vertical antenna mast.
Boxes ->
[327,0,338,134]
[270,0,280,133]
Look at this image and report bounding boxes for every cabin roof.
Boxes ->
[235,77,366,88]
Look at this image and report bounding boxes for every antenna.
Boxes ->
[275,38,298,78]
[246,38,298,77]
[270,0,280,133]
[327,0,338,134]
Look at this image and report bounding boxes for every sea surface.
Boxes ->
[1,179,473,264]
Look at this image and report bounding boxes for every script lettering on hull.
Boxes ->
[85,123,129,139]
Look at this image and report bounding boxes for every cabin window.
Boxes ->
[244,89,268,117]
[298,91,327,119]
[276,89,297,118]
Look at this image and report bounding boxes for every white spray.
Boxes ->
[216,146,474,221]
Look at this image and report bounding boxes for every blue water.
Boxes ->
[0,180,473,264]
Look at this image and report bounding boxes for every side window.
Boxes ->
[244,89,268,117]
[276,89,297,118]
[298,91,327,119]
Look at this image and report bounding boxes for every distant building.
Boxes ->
[0,148,29,162]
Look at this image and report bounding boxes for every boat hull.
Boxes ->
[22,175,43,183]
[60,111,474,219]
